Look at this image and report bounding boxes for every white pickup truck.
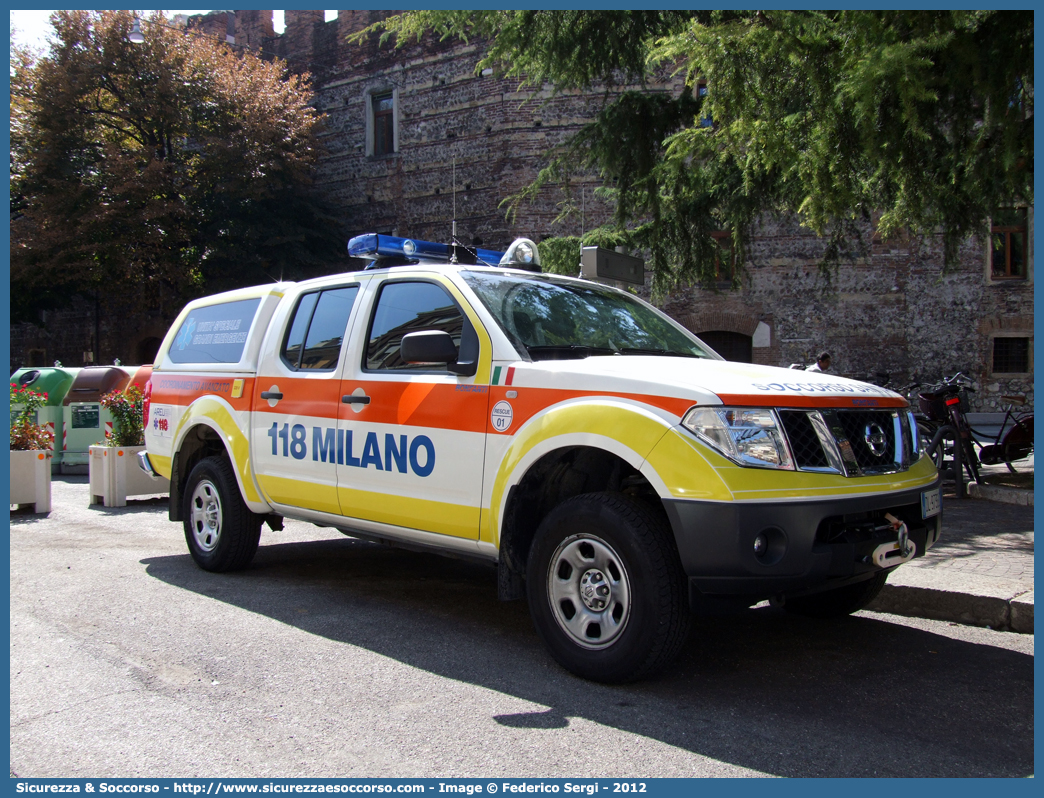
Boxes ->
[141,234,941,682]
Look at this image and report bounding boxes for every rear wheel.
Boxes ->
[526,492,690,683]
[183,455,262,572]
[961,436,981,484]
[783,571,889,619]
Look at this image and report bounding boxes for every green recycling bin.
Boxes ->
[60,366,130,473]
[10,366,79,473]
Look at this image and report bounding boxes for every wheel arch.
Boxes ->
[489,400,682,593]
[497,443,671,589]
[168,398,269,521]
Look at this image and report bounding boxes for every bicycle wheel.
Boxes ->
[961,436,981,484]
[951,429,965,498]
[918,419,941,466]
[1003,417,1034,472]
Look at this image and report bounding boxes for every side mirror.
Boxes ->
[400,330,459,365]
[400,329,478,378]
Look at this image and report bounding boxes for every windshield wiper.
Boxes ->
[526,345,615,361]
[617,347,702,358]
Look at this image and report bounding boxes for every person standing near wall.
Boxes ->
[806,352,831,373]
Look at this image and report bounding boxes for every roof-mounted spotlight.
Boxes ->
[499,238,541,272]
[128,18,146,44]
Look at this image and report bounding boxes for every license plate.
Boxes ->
[921,488,941,519]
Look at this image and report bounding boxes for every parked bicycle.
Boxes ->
[975,394,1034,473]
[910,373,1034,498]
[912,373,980,498]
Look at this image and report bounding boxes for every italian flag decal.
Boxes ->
[491,366,515,386]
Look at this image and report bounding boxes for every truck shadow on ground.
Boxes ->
[142,534,1033,778]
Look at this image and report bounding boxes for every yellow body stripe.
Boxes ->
[647,427,939,501]
[336,486,478,539]
[642,430,733,501]
[150,453,173,480]
[488,401,672,546]
[257,475,341,517]
[174,398,262,504]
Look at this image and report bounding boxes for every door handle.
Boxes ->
[342,395,371,405]
[260,391,283,400]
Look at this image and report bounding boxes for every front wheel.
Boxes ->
[183,455,262,572]
[783,571,889,619]
[526,493,690,683]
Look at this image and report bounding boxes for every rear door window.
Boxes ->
[281,286,360,371]
[168,298,261,364]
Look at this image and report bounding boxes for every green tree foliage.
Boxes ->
[367,11,1033,291]
[11,11,346,323]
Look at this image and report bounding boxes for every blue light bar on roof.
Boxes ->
[347,233,505,268]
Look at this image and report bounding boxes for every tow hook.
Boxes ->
[870,513,916,568]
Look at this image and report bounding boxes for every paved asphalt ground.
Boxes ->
[868,457,1034,633]
[10,476,1034,778]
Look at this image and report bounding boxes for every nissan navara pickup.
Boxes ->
[140,234,942,682]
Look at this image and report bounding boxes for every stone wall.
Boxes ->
[660,216,1034,411]
[10,294,171,372]
[299,12,617,251]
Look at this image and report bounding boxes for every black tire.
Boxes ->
[783,571,889,619]
[182,455,262,572]
[526,492,690,683]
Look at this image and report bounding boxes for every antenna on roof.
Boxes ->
[579,186,585,277]
[450,157,458,264]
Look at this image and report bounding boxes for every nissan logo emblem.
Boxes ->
[864,423,888,457]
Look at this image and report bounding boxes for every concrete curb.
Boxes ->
[967,482,1034,506]
[869,584,1033,633]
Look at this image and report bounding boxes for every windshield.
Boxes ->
[461,271,719,361]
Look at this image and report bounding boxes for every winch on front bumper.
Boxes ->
[662,480,942,612]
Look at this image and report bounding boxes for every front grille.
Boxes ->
[835,410,898,471]
[778,408,909,477]
[778,410,829,469]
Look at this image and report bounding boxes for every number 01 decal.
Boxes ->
[491,401,514,432]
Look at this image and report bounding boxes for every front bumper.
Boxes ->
[663,479,942,611]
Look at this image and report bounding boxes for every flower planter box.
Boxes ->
[10,449,52,513]
[89,445,170,508]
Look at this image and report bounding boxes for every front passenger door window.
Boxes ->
[365,281,465,371]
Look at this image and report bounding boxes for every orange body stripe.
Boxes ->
[715,393,908,409]
[251,378,344,418]
[486,387,692,434]
[151,373,907,435]
[151,375,255,412]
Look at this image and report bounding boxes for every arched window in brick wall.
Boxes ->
[136,337,163,366]
[696,330,752,363]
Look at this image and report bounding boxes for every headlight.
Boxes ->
[681,407,794,470]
